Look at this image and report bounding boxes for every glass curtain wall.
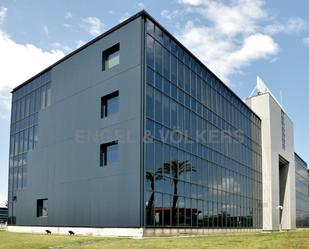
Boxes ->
[144,18,262,229]
[8,70,52,224]
[295,154,309,228]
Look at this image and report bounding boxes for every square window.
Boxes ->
[100,141,119,166]
[102,43,120,70]
[37,199,48,217]
[101,91,119,118]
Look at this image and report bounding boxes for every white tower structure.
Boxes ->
[246,77,296,231]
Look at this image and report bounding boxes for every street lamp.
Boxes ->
[277,205,283,231]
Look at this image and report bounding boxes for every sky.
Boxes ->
[0,0,308,207]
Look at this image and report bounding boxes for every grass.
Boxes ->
[1,230,309,249]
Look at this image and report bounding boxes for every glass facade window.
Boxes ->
[102,43,120,70]
[101,91,119,118]
[295,153,309,228]
[100,141,119,166]
[37,199,48,217]
[8,70,52,224]
[144,18,262,229]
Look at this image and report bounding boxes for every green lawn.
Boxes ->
[1,230,309,249]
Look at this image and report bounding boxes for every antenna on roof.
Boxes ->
[249,76,267,97]
[249,76,286,112]
[257,76,268,94]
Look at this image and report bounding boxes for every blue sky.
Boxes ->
[0,0,308,206]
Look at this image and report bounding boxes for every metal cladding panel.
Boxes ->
[11,16,144,227]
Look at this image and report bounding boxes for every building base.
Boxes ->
[7,226,262,237]
[0,224,7,230]
[7,226,143,238]
[143,228,261,237]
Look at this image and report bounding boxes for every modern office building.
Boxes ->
[0,207,8,224]
[6,11,308,236]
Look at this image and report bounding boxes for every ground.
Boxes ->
[0,230,309,249]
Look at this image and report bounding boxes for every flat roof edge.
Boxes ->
[144,14,261,121]
[11,10,261,121]
[12,10,149,93]
[295,152,308,166]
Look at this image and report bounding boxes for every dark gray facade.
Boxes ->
[8,11,262,229]
[8,14,144,227]
[295,153,309,227]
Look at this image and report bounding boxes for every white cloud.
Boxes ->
[162,0,305,83]
[177,0,208,5]
[218,177,240,194]
[229,34,279,68]
[51,42,71,52]
[82,16,104,36]
[264,17,307,34]
[304,37,309,47]
[287,17,307,32]
[64,11,73,19]
[160,8,194,20]
[196,0,266,37]
[0,27,65,119]
[0,6,7,25]
[63,12,73,29]
[180,22,278,81]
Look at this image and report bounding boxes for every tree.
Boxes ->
[157,160,194,225]
[146,159,195,226]
[145,171,162,225]
[145,173,153,225]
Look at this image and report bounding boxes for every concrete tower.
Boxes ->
[246,77,296,231]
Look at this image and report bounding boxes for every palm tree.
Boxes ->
[146,171,156,224]
[145,171,163,225]
[146,160,194,226]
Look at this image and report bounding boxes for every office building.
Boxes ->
[6,11,308,236]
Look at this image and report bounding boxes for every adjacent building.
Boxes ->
[246,82,296,231]
[295,153,309,227]
[6,11,308,236]
[0,207,8,224]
